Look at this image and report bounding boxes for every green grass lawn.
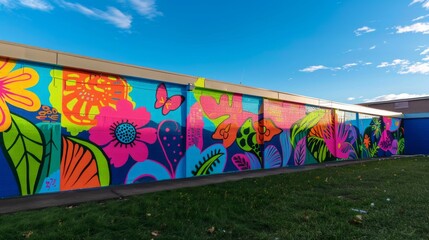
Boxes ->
[1,157,429,240]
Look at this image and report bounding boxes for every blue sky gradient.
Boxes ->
[1,0,428,103]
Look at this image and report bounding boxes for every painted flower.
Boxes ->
[363,134,371,149]
[0,58,41,132]
[89,100,156,168]
[323,119,357,159]
[200,94,257,148]
[379,130,394,152]
[49,68,133,135]
[253,118,282,144]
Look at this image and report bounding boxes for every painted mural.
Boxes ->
[0,56,405,198]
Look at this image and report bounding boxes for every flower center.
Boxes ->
[115,123,137,144]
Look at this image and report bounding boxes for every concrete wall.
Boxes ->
[360,98,429,114]
[0,53,404,198]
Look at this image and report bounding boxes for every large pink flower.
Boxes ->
[89,100,157,168]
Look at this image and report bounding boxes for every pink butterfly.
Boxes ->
[155,83,185,115]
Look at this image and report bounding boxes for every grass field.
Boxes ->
[0,157,428,239]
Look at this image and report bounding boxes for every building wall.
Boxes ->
[0,57,404,198]
[404,118,429,155]
[360,98,429,114]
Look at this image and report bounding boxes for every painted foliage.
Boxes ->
[0,56,405,198]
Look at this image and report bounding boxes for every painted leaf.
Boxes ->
[291,109,326,147]
[183,144,227,177]
[264,145,282,169]
[280,131,292,167]
[397,138,405,154]
[68,137,110,186]
[294,137,307,166]
[245,152,262,170]
[36,123,61,193]
[191,144,227,176]
[158,120,185,173]
[307,121,335,163]
[60,136,110,190]
[369,142,379,157]
[337,142,357,160]
[126,160,172,184]
[236,118,257,152]
[389,139,398,155]
[231,154,251,171]
[0,114,44,195]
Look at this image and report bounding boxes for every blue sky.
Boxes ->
[1,0,429,103]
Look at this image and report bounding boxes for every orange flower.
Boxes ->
[364,134,371,149]
[253,119,282,144]
[0,58,41,132]
[50,68,132,135]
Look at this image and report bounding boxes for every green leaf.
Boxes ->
[236,118,257,152]
[67,137,111,186]
[397,138,405,155]
[307,135,334,163]
[36,123,61,192]
[0,114,45,195]
[369,142,379,157]
[291,109,326,147]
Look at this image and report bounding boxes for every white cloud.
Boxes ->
[364,93,429,102]
[347,97,355,101]
[343,63,358,69]
[0,0,12,7]
[420,47,429,55]
[399,62,429,74]
[412,14,429,21]
[299,65,330,72]
[129,0,162,19]
[369,45,376,50]
[415,45,426,51]
[300,62,374,72]
[422,55,429,61]
[409,0,425,5]
[377,59,410,68]
[354,26,376,36]
[0,0,53,10]
[18,0,52,11]
[396,22,429,34]
[424,1,429,9]
[58,1,132,29]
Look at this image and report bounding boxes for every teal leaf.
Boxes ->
[280,131,292,167]
[36,123,61,193]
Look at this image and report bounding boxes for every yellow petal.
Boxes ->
[0,58,16,79]
[2,67,39,89]
[0,100,12,132]
[4,89,41,112]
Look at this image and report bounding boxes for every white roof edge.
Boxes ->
[0,40,403,118]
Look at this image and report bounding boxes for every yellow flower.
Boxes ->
[0,58,41,132]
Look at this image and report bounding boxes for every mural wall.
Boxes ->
[0,57,405,198]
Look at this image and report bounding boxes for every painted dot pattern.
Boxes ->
[115,123,137,144]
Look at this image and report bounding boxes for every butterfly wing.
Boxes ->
[162,95,185,115]
[155,83,167,109]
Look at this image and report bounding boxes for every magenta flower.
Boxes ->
[89,100,157,168]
